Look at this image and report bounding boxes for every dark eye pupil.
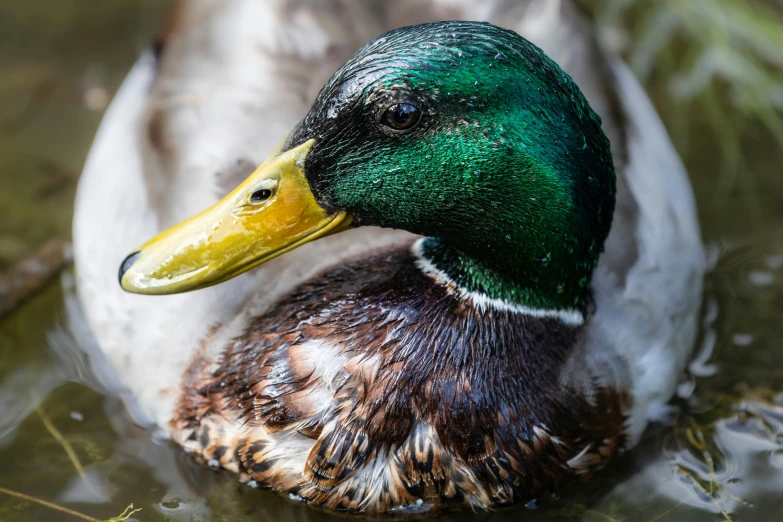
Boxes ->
[250,189,272,202]
[393,108,411,124]
[383,103,421,131]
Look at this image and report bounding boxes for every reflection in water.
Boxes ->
[0,1,782,521]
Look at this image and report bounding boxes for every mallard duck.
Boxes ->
[73,0,705,514]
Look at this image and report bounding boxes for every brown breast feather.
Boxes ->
[172,244,629,514]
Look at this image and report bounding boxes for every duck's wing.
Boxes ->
[577,57,705,445]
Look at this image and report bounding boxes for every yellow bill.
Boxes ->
[119,139,350,295]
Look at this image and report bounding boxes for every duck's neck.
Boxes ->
[413,237,586,325]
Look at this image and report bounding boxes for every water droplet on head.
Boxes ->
[541,256,549,266]
[505,235,511,241]
[373,179,384,188]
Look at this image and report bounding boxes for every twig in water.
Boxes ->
[0,238,73,320]
[36,406,107,501]
[0,485,99,522]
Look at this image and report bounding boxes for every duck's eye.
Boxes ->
[248,180,278,204]
[250,189,272,202]
[382,103,421,131]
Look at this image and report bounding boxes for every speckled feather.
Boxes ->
[173,245,628,514]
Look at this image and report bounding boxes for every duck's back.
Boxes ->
[73,0,703,453]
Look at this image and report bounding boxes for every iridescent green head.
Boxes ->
[286,21,615,310]
[120,21,615,313]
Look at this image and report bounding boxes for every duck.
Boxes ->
[72,0,705,515]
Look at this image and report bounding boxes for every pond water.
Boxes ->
[1,1,782,521]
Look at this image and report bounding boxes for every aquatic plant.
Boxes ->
[586,0,783,171]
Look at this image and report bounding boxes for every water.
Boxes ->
[1,1,782,521]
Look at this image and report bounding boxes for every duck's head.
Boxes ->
[120,21,615,312]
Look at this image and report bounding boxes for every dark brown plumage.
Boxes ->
[172,243,628,514]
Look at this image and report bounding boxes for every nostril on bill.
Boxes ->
[118,251,142,285]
